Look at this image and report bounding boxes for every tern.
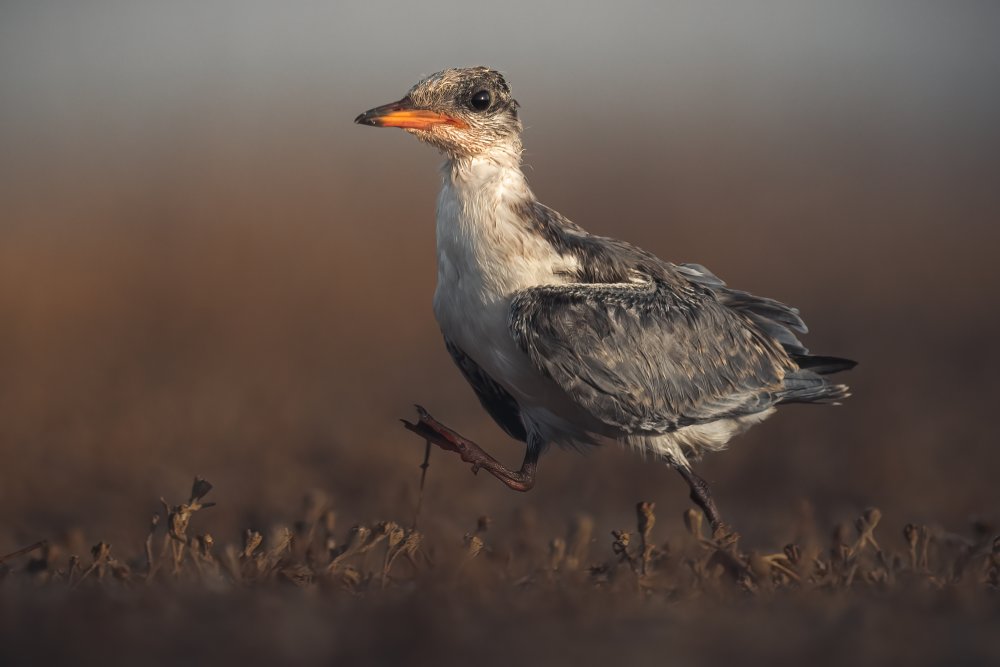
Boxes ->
[355,67,855,531]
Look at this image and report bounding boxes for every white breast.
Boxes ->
[432,157,575,404]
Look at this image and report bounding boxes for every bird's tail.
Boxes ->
[778,355,857,405]
[792,354,857,376]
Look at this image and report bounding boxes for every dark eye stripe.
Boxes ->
[470,90,491,111]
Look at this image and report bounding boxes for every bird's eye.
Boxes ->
[470,90,491,111]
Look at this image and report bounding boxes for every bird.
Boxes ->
[355,67,855,532]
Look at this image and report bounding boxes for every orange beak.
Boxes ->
[354,98,467,130]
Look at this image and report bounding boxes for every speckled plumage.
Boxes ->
[357,67,855,471]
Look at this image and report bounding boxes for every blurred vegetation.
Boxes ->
[1,477,998,666]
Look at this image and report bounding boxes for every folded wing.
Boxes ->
[508,276,796,434]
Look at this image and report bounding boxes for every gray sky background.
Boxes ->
[3,1,998,163]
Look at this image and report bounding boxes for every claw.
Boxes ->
[399,405,538,492]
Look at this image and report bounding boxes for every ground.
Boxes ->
[1,478,998,666]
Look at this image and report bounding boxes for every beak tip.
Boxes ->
[354,112,372,126]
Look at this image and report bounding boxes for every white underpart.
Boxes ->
[432,147,772,466]
[432,152,600,444]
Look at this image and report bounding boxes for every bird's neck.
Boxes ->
[445,138,525,182]
[441,144,534,224]
[435,144,574,296]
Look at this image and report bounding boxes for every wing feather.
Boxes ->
[508,278,795,434]
[504,201,852,433]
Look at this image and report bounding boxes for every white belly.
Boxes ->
[434,269,539,401]
[431,159,599,443]
[432,185,562,402]
[433,260,608,448]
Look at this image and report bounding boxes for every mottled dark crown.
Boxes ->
[408,67,516,112]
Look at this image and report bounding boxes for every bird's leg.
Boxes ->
[402,406,538,492]
[674,465,725,534]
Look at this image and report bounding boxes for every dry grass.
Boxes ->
[6,476,998,595]
[2,476,998,666]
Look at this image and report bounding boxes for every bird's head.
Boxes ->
[355,67,522,160]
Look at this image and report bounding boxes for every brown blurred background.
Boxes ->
[1,0,999,555]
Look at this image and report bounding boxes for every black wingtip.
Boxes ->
[793,354,858,375]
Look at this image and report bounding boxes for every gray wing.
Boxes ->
[444,338,528,442]
[508,277,796,434]
[516,200,810,358]
[675,263,809,356]
[675,263,856,391]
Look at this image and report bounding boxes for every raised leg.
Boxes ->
[402,405,538,492]
[674,464,724,533]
